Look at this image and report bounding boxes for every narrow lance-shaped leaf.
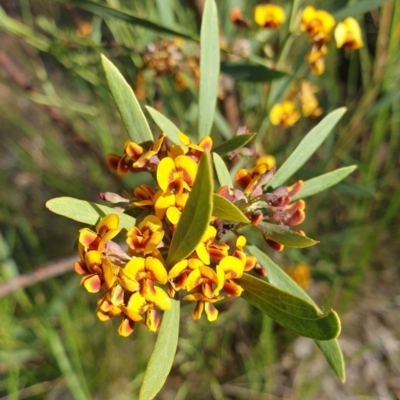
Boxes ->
[292,165,357,200]
[213,134,255,156]
[238,274,341,340]
[101,54,153,144]
[198,0,220,139]
[269,108,347,188]
[220,61,287,82]
[212,194,249,223]
[145,106,181,145]
[46,197,136,231]
[213,152,233,189]
[139,299,180,400]
[246,245,345,382]
[60,0,199,41]
[167,153,213,267]
[257,222,318,248]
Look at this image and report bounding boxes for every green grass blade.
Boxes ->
[101,54,153,144]
[220,61,287,82]
[257,222,318,248]
[212,152,233,188]
[269,108,347,188]
[139,299,180,400]
[198,0,220,139]
[333,0,393,20]
[212,194,249,223]
[247,246,345,381]
[292,165,357,200]
[167,153,213,267]
[59,0,198,41]
[238,274,341,340]
[145,106,181,145]
[213,134,255,156]
[46,197,136,231]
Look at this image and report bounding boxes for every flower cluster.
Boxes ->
[134,40,199,99]
[301,7,363,75]
[270,80,323,128]
[73,131,308,336]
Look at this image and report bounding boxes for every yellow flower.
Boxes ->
[301,6,335,42]
[306,43,328,75]
[334,17,363,50]
[269,101,300,128]
[126,215,164,256]
[215,255,245,297]
[298,81,323,117]
[78,214,120,252]
[255,154,276,169]
[235,163,272,195]
[156,155,198,194]
[286,262,312,290]
[254,4,285,29]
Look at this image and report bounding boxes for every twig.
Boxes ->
[0,256,75,298]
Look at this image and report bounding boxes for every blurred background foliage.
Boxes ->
[0,0,399,399]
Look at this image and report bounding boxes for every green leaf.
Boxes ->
[145,106,181,145]
[333,0,393,20]
[212,152,233,188]
[167,153,213,267]
[269,108,347,188]
[238,274,341,340]
[59,0,198,41]
[101,54,153,144]
[213,134,255,156]
[257,222,318,248]
[198,0,220,139]
[220,61,287,82]
[139,299,180,400]
[292,166,357,200]
[246,246,345,382]
[46,197,136,231]
[212,194,249,223]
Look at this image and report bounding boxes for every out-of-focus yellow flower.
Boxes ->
[301,6,335,42]
[286,262,312,290]
[298,81,323,117]
[270,101,300,128]
[335,17,363,50]
[76,21,92,38]
[255,154,276,169]
[254,4,285,29]
[306,43,328,75]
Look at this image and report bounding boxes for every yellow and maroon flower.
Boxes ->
[270,101,301,128]
[153,189,188,226]
[123,288,171,332]
[107,140,144,175]
[157,155,198,194]
[215,255,245,297]
[123,256,168,297]
[235,163,274,196]
[183,292,222,321]
[254,4,285,29]
[126,215,165,256]
[233,236,257,272]
[178,132,213,162]
[79,214,120,252]
[132,184,157,210]
[298,81,323,117]
[334,17,363,50]
[76,250,104,293]
[133,133,167,170]
[194,225,229,265]
[186,265,220,299]
[300,6,335,42]
[168,258,204,293]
